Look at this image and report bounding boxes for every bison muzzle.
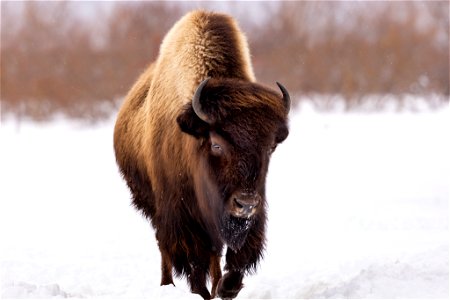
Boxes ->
[113,10,290,299]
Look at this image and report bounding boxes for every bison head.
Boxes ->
[177,78,289,250]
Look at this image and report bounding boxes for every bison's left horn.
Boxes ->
[276,82,291,114]
[192,78,211,123]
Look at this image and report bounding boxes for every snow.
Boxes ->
[1,99,448,299]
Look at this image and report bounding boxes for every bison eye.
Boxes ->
[211,143,223,155]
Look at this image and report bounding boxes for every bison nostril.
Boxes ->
[234,198,244,209]
[233,197,259,216]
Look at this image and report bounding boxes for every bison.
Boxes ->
[113,10,290,299]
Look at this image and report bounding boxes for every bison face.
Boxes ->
[208,130,264,219]
[177,78,289,250]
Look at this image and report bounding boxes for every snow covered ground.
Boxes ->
[1,99,448,299]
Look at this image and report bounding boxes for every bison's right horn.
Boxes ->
[192,78,211,123]
[276,82,291,114]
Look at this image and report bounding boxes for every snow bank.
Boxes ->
[1,100,448,299]
[2,282,71,299]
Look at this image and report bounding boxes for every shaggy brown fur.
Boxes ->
[114,10,289,299]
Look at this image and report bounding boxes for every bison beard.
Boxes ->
[113,10,290,300]
[220,215,254,252]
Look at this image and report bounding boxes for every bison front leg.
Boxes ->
[159,249,174,286]
[187,260,211,300]
[217,224,265,299]
[216,269,244,299]
[210,253,222,298]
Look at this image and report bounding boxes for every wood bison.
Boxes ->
[114,10,290,299]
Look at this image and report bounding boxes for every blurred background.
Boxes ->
[1,2,449,298]
[1,0,448,123]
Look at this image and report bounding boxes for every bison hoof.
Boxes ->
[216,272,243,299]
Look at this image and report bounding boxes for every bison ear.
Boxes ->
[177,104,209,138]
[275,124,289,144]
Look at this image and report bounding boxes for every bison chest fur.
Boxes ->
[113,10,289,300]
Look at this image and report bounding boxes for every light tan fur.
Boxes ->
[114,10,255,196]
